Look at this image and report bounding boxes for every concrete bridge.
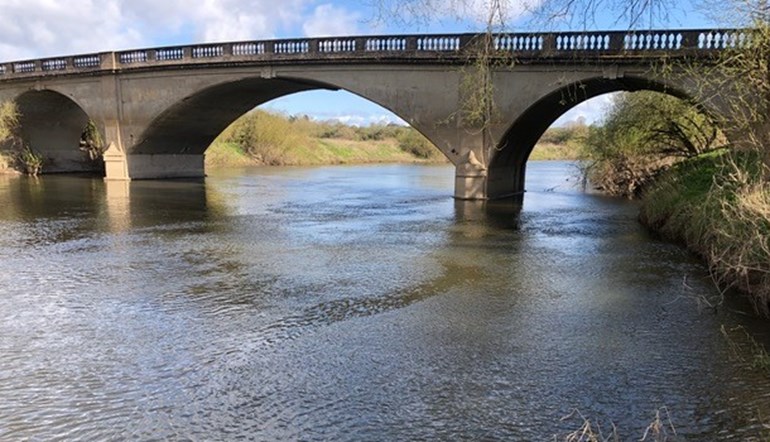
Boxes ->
[0,29,747,199]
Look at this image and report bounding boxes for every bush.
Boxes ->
[0,101,18,142]
[580,91,724,198]
[17,146,44,176]
[79,120,105,164]
[219,110,310,165]
[396,128,439,159]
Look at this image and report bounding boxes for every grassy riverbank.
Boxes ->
[576,90,770,315]
[528,125,587,161]
[206,110,447,168]
[206,110,587,168]
[204,137,432,168]
[639,150,770,314]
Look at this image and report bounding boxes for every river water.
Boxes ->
[1,162,769,440]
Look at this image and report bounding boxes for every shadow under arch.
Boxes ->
[132,76,444,159]
[487,76,698,199]
[14,89,99,174]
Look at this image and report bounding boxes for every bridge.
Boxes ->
[0,29,748,200]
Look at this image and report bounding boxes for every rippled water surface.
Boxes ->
[2,162,770,440]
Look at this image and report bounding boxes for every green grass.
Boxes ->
[204,141,258,168]
[205,137,435,169]
[529,142,583,161]
[640,149,770,315]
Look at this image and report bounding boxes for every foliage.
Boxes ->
[396,128,440,159]
[585,91,722,160]
[220,110,309,165]
[580,91,724,198]
[529,124,589,160]
[0,101,19,170]
[370,0,676,32]
[17,146,44,176]
[0,101,43,175]
[212,109,444,166]
[79,120,105,164]
[694,20,770,173]
[0,101,18,143]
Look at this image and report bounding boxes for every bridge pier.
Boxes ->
[485,163,527,200]
[455,157,526,200]
[104,144,205,181]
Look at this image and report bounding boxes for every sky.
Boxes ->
[0,0,721,127]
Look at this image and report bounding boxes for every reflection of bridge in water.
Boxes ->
[0,29,750,199]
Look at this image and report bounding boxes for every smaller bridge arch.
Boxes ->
[486,76,706,199]
[14,89,100,173]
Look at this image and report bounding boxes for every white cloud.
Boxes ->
[0,0,144,60]
[553,93,616,126]
[314,113,406,127]
[303,4,361,37]
[0,0,318,61]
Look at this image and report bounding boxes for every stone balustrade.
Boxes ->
[0,29,750,80]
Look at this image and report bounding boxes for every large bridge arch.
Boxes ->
[120,72,453,179]
[486,76,707,199]
[14,89,99,173]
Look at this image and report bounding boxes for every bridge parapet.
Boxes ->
[0,28,752,81]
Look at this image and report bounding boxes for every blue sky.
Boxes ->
[0,0,722,127]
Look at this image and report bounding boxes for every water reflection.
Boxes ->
[453,197,523,230]
[2,164,770,440]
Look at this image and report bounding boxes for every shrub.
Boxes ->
[397,129,439,159]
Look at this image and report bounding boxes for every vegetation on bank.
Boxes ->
[0,101,18,172]
[528,124,587,161]
[207,109,589,168]
[0,100,45,175]
[206,110,446,167]
[579,91,724,198]
[578,88,770,315]
[639,151,770,315]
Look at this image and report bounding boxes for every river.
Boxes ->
[1,162,769,440]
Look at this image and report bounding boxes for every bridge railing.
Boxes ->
[0,29,752,80]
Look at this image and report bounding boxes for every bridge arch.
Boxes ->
[131,75,443,160]
[132,77,325,155]
[487,76,705,199]
[14,89,99,173]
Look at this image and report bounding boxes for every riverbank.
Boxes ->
[637,151,770,315]
[204,137,441,168]
[206,113,587,168]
